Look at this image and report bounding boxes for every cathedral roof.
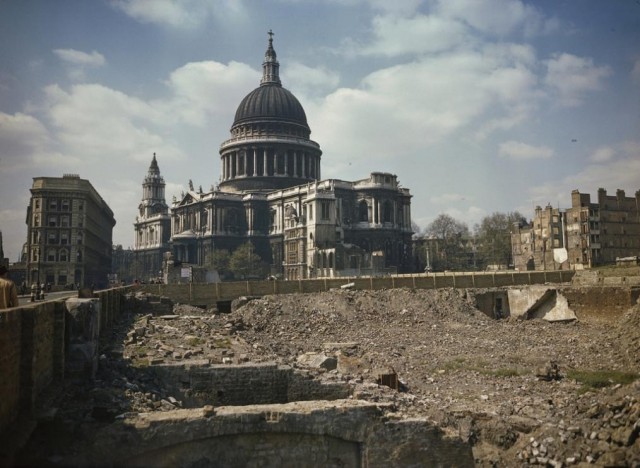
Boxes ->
[232,31,309,130]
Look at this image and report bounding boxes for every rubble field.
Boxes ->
[19,287,640,467]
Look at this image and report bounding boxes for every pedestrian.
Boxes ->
[30,282,37,302]
[0,265,19,309]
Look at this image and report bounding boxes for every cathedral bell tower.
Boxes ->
[133,153,171,280]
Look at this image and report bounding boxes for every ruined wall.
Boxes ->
[561,287,640,322]
[75,401,475,467]
[151,362,351,407]
[0,288,130,452]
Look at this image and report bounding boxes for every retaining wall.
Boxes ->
[140,270,574,306]
[0,287,131,462]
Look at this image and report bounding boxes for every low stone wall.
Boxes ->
[141,270,575,306]
[0,287,130,464]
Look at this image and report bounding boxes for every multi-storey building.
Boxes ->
[133,154,171,279]
[157,33,413,280]
[512,188,640,270]
[511,204,566,271]
[566,188,640,268]
[25,174,115,288]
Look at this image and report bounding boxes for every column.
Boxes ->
[263,149,268,176]
[284,151,289,176]
[293,151,298,177]
[235,152,239,177]
[301,153,306,178]
[253,148,257,176]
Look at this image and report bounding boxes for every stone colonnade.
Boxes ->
[221,147,319,181]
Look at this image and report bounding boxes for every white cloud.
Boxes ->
[356,14,471,56]
[285,62,340,97]
[544,53,612,107]
[312,45,541,172]
[163,60,257,125]
[0,112,72,171]
[111,0,247,29]
[436,0,552,37]
[528,141,640,208]
[498,140,553,160]
[42,83,182,163]
[53,49,106,67]
[590,146,615,163]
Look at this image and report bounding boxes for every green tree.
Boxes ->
[229,242,267,279]
[474,211,526,269]
[207,249,231,278]
[425,214,471,270]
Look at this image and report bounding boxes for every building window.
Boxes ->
[308,204,313,220]
[34,214,40,227]
[383,201,392,223]
[48,216,57,227]
[60,232,69,245]
[61,200,70,211]
[48,232,58,244]
[47,249,56,262]
[78,201,84,210]
[358,200,368,222]
[61,215,69,227]
[35,200,40,209]
[49,200,57,210]
[321,201,330,220]
[59,249,68,262]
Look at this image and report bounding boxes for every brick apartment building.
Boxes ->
[512,188,640,270]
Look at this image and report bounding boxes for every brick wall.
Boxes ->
[0,288,130,447]
[151,362,351,408]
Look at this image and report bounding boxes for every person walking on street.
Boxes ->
[0,266,19,309]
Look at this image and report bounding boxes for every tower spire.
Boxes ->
[260,29,281,86]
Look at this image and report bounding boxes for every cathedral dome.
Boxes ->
[233,85,309,129]
[219,31,322,193]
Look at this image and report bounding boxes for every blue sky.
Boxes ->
[1,0,639,262]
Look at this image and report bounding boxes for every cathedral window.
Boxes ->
[383,201,392,223]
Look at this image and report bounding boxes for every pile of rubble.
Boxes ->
[18,288,640,467]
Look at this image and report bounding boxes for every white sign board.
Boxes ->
[181,267,191,278]
[553,248,568,264]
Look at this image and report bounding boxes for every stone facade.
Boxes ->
[147,33,413,281]
[512,188,640,270]
[133,154,171,280]
[25,174,115,288]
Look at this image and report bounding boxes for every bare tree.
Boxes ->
[474,211,526,269]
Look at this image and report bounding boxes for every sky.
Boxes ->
[1,0,639,262]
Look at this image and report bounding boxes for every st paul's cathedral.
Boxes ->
[133,33,413,281]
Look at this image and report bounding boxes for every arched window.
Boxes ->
[358,200,368,222]
[328,252,334,268]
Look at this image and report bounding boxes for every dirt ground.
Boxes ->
[17,286,640,467]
